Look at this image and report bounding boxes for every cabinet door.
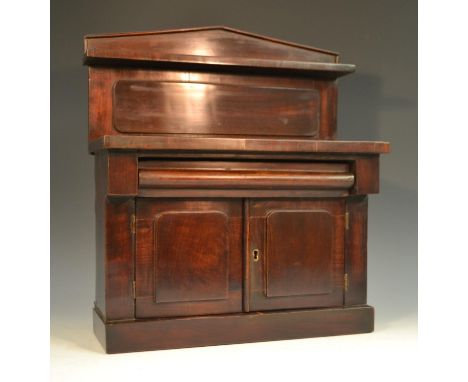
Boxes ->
[247,199,345,311]
[135,199,242,318]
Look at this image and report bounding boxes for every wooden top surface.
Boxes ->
[89,135,390,155]
[84,26,355,77]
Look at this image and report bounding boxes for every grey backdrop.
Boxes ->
[51,0,417,337]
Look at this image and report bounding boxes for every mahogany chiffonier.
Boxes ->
[84,26,389,353]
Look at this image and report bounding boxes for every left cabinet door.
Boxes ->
[135,199,243,318]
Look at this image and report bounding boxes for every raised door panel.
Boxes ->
[248,199,345,311]
[135,199,242,318]
[265,210,334,297]
[153,211,228,303]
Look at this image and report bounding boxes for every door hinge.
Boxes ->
[130,214,136,234]
[344,273,349,292]
[132,280,136,299]
[345,212,349,230]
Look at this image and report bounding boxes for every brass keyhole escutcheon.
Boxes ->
[252,249,260,262]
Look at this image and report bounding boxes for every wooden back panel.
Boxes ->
[113,80,320,137]
[88,67,338,141]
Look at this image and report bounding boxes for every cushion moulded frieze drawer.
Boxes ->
[137,160,355,197]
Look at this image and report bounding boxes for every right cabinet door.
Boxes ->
[247,199,345,311]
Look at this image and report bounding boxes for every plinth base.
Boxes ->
[93,305,374,354]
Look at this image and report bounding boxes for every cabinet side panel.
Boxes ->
[94,153,107,316]
[105,197,135,319]
[319,81,337,139]
[352,156,380,195]
[345,196,368,305]
[89,67,114,141]
[94,152,136,320]
[108,153,138,196]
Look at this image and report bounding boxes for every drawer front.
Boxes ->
[113,80,320,137]
[137,160,354,198]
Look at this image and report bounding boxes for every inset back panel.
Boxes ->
[88,68,338,141]
[113,80,319,137]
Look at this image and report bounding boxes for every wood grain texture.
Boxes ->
[265,210,334,297]
[135,199,242,318]
[87,27,388,353]
[139,169,354,190]
[87,67,341,141]
[320,81,338,139]
[84,26,356,77]
[138,160,351,172]
[345,196,368,305]
[107,153,137,196]
[103,198,135,319]
[137,160,354,198]
[84,26,338,63]
[138,189,349,198]
[248,199,345,311]
[94,152,135,320]
[153,211,229,303]
[94,153,107,315]
[93,305,374,353]
[352,156,380,195]
[89,134,390,154]
[113,80,320,137]
[243,200,250,312]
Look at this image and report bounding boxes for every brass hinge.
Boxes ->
[344,273,349,292]
[345,212,349,230]
[130,214,136,234]
[132,281,136,299]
